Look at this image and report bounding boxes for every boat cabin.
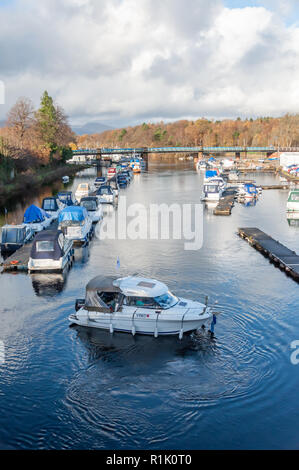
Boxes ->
[83,276,179,313]
[42,197,62,214]
[57,191,77,206]
[80,196,99,212]
[1,225,34,252]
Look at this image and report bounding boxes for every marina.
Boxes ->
[0,162,298,450]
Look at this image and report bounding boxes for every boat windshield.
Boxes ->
[99,187,112,195]
[36,241,55,252]
[290,193,299,202]
[43,199,57,211]
[2,228,23,243]
[204,185,219,193]
[154,291,178,309]
[81,200,97,211]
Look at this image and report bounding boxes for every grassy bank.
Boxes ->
[0,163,87,208]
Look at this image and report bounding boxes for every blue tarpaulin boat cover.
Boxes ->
[205,170,218,178]
[23,205,50,223]
[58,205,88,223]
[208,157,216,161]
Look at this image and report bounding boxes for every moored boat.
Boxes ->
[80,196,103,223]
[23,205,53,233]
[58,206,93,244]
[75,183,91,202]
[41,197,64,220]
[96,185,115,204]
[57,191,78,207]
[69,275,214,338]
[1,224,34,254]
[62,176,69,184]
[28,230,74,272]
[286,189,299,212]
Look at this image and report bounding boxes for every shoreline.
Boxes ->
[0,163,88,209]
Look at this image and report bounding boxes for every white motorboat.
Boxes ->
[28,230,74,272]
[202,180,223,201]
[58,206,93,244]
[75,183,91,203]
[62,176,70,184]
[23,205,53,233]
[1,224,34,254]
[287,189,299,212]
[228,170,239,182]
[196,160,207,171]
[96,185,115,204]
[69,276,214,338]
[80,196,103,223]
[41,197,64,220]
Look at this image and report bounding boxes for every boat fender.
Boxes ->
[131,325,136,336]
[179,328,183,340]
[154,326,158,338]
[110,323,114,334]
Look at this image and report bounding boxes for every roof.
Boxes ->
[33,230,63,242]
[114,276,168,297]
[80,196,98,203]
[86,275,121,293]
[85,275,168,298]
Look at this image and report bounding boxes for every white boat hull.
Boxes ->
[69,303,212,337]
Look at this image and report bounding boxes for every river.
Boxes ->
[0,163,298,449]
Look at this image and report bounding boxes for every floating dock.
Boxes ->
[1,243,32,272]
[238,227,299,282]
[214,193,235,216]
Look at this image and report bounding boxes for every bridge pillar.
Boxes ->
[235,152,241,160]
[140,147,149,169]
[198,151,204,160]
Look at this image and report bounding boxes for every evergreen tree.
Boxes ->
[35,91,58,150]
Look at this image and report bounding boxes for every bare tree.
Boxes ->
[6,97,34,148]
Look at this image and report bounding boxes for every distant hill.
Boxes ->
[71,121,113,135]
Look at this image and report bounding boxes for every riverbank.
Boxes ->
[0,163,87,208]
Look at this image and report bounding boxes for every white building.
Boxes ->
[280,153,299,169]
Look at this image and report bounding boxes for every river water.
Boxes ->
[0,163,298,450]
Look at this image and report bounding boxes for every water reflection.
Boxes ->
[31,271,69,296]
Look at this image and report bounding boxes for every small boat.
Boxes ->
[41,197,64,220]
[286,189,299,212]
[117,174,128,188]
[96,185,115,204]
[58,206,93,244]
[228,170,239,182]
[237,183,258,199]
[62,176,69,184]
[69,275,214,338]
[23,205,53,233]
[28,230,74,272]
[80,196,103,223]
[75,183,90,203]
[94,177,107,188]
[57,191,78,207]
[107,167,117,179]
[1,224,34,254]
[196,160,207,171]
[132,162,141,173]
[202,180,223,201]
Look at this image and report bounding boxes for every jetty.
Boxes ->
[214,192,235,216]
[238,227,299,282]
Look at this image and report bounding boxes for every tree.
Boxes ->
[6,97,34,148]
[35,91,59,150]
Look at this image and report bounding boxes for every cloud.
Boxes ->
[0,0,299,126]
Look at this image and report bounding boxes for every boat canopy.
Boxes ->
[114,276,168,298]
[59,205,88,223]
[85,275,121,312]
[205,170,218,179]
[97,185,113,195]
[30,230,65,260]
[23,205,50,223]
[57,191,76,205]
[42,197,60,212]
[1,225,27,244]
[80,197,98,211]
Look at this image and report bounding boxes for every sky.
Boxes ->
[1,0,299,128]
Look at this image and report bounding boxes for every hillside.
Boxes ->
[76,115,299,149]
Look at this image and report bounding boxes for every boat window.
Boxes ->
[2,228,20,243]
[154,291,178,309]
[36,241,55,252]
[290,193,299,202]
[124,296,158,308]
[81,200,97,211]
[99,187,112,195]
[97,291,118,309]
[43,199,57,211]
[204,185,219,193]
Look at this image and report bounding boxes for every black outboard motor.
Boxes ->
[75,299,85,311]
